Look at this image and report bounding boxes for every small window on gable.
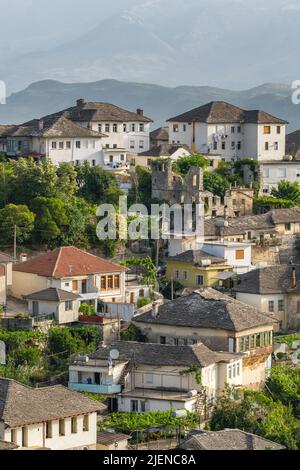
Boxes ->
[264,126,271,134]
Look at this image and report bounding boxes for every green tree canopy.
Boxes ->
[203,171,230,197]
[271,180,300,204]
[0,204,35,245]
[172,154,208,176]
[31,197,68,246]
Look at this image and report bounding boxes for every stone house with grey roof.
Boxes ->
[69,341,243,414]
[133,288,275,390]
[235,265,300,331]
[0,378,105,450]
[167,101,287,162]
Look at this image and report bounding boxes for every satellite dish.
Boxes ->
[0,341,6,365]
[110,349,120,361]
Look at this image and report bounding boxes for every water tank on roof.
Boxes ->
[198,259,212,267]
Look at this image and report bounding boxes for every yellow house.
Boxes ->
[166,250,233,289]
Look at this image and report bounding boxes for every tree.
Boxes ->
[59,198,93,247]
[203,171,230,197]
[272,180,300,204]
[0,204,35,245]
[31,197,68,246]
[172,154,208,176]
[76,162,123,206]
[129,166,152,206]
[120,257,157,287]
[254,196,295,213]
[56,163,79,200]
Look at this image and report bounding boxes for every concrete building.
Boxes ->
[69,341,243,413]
[134,288,275,390]
[260,160,300,194]
[129,144,190,170]
[167,101,287,162]
[0,378,105,450]
[235,265,300,331]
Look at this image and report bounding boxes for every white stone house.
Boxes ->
[134,289,275,391]
[129,144,191,170]
[260,160,300,194]
[69,341,243,413]
[200,241,253,275]
[167,101,287,162]
[0,378,105,450]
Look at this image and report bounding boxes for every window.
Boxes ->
[183,271,188,281]
[231,126,235,133]
[92,159,96,167]
[231,141,236,150]
[66,141,71,149]
[213,141,218,151]
[65,301,73,311]
[52,141,57,149]
[274,142,279,151]
[59,141,64,150]
[131,124,136,132]
[71,417,77,434]
[139,123,144,132]
[144,373,154,384]
[175,270,180,280]
[139,140,144,149]
[107,275,114,289]
[75,160,80,166]
[235,250,245,260]
[113,124,118,133]
[173,124,179,133]
[222,142,226,150]
[83,415,89,432]
[131,400,139,412]
[183,124,187,132]
[228,366,232,380]
[11,429,17,444]
[264,126,271,134]
[285,223,291,231]
[105,124,110,133]
[268,301,275,313]
[196,275,204,286]
[277,126,281,134]
[232,364,236,378]
[228,337,235,353]
[59,419,65,436]
[98,124,102,133]
[237,141,241,150]
[113,144,117,149]
[120,154,125,161]
[101,276,107,290]
[105,143,110,149]
[123,123,127,132]
[114,275,120,289]
[46,421,52,439]
[237,126,241,133]
[130,141,135,149]
[236,362,240,376]
[265,142,269,151]
[22,427,28,447]
[160,336,166,344]
[278,299,284,311]
[140,401,146,413]
[76,141,81,149]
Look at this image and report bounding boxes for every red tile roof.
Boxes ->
[13,246,126,278]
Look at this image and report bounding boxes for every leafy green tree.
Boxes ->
[0,162,14,207]
[59,198,93,247]
[76,162,123,206]
[254,197,295,213]
[56,163,79,199]
[172,154,208,176]
[120,324,147,342]
[31,197,68,246]
[120,257,157,286]
[203,171,230,197]
[129,166,152,206]
[0,204,35,245]
[272,180,300,204]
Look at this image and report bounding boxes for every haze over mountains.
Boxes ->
[1,0,300,92]
[1,79,300,132]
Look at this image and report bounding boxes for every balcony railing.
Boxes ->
[68,383,121,394]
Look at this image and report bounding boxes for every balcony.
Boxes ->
[68,383,121,394]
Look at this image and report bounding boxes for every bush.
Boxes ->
[137,297,151,309]
[120,324,147,342]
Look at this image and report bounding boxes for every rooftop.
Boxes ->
[13,246,127,279]
[150,127,169,141]
[167,101,287,125]
[139,143,190,157]
[134,288,274,332]
[180,429,286,451]
[168,249,226,265]
[97,431,131,446]
[0,378,105,428]
[236,265,300,295]
[24,287,81,302]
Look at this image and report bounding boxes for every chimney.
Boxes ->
[38,119,44,130]
[77,99,86,107]
[20,253,28,262]
[152,302,160,318]
[136,108,144,116]
[292,267,297,289]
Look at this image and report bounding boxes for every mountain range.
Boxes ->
[1,79,300,132]
[1,0,300,92]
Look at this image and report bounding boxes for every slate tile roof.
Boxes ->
[235,265,300,294]
[66,101,153,123]
[180,429,286,450]
[134,288,274,332]
[88,340,239,368]
[168,249,226,265]
[150,127,169,142]
[24,287,81,302]
[13,246,127,278]
[167,101,287,125]
[139,143,190,157]
[0,378,105,428]
[97,431,131,445]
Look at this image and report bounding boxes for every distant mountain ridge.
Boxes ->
[0,79,299,131]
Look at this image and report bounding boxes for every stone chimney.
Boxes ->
[151,302,160,318]
[77,99,86,107]
[292,267,297,289]
[38,119,44,130]
[136,108,144,116]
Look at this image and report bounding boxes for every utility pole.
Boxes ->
[156,238,159,268]
[171,277,174,301]
[13,225,17,262]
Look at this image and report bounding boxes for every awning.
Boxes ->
[215,271,235,281]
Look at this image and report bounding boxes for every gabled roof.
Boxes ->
[0,378,105,428]
[180,429,285,451]
[168,249,226,265]
[134,288,274,332]
[139,143,191,157]
[97,431,131,446]
[13,246,127,279]
[88,341,239,368]
[5,115,106,139]
[236,265,300,295]
[62,101,152,123]
[150,127,169,141]
[24,288,81,302]
[167,101,287,125]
